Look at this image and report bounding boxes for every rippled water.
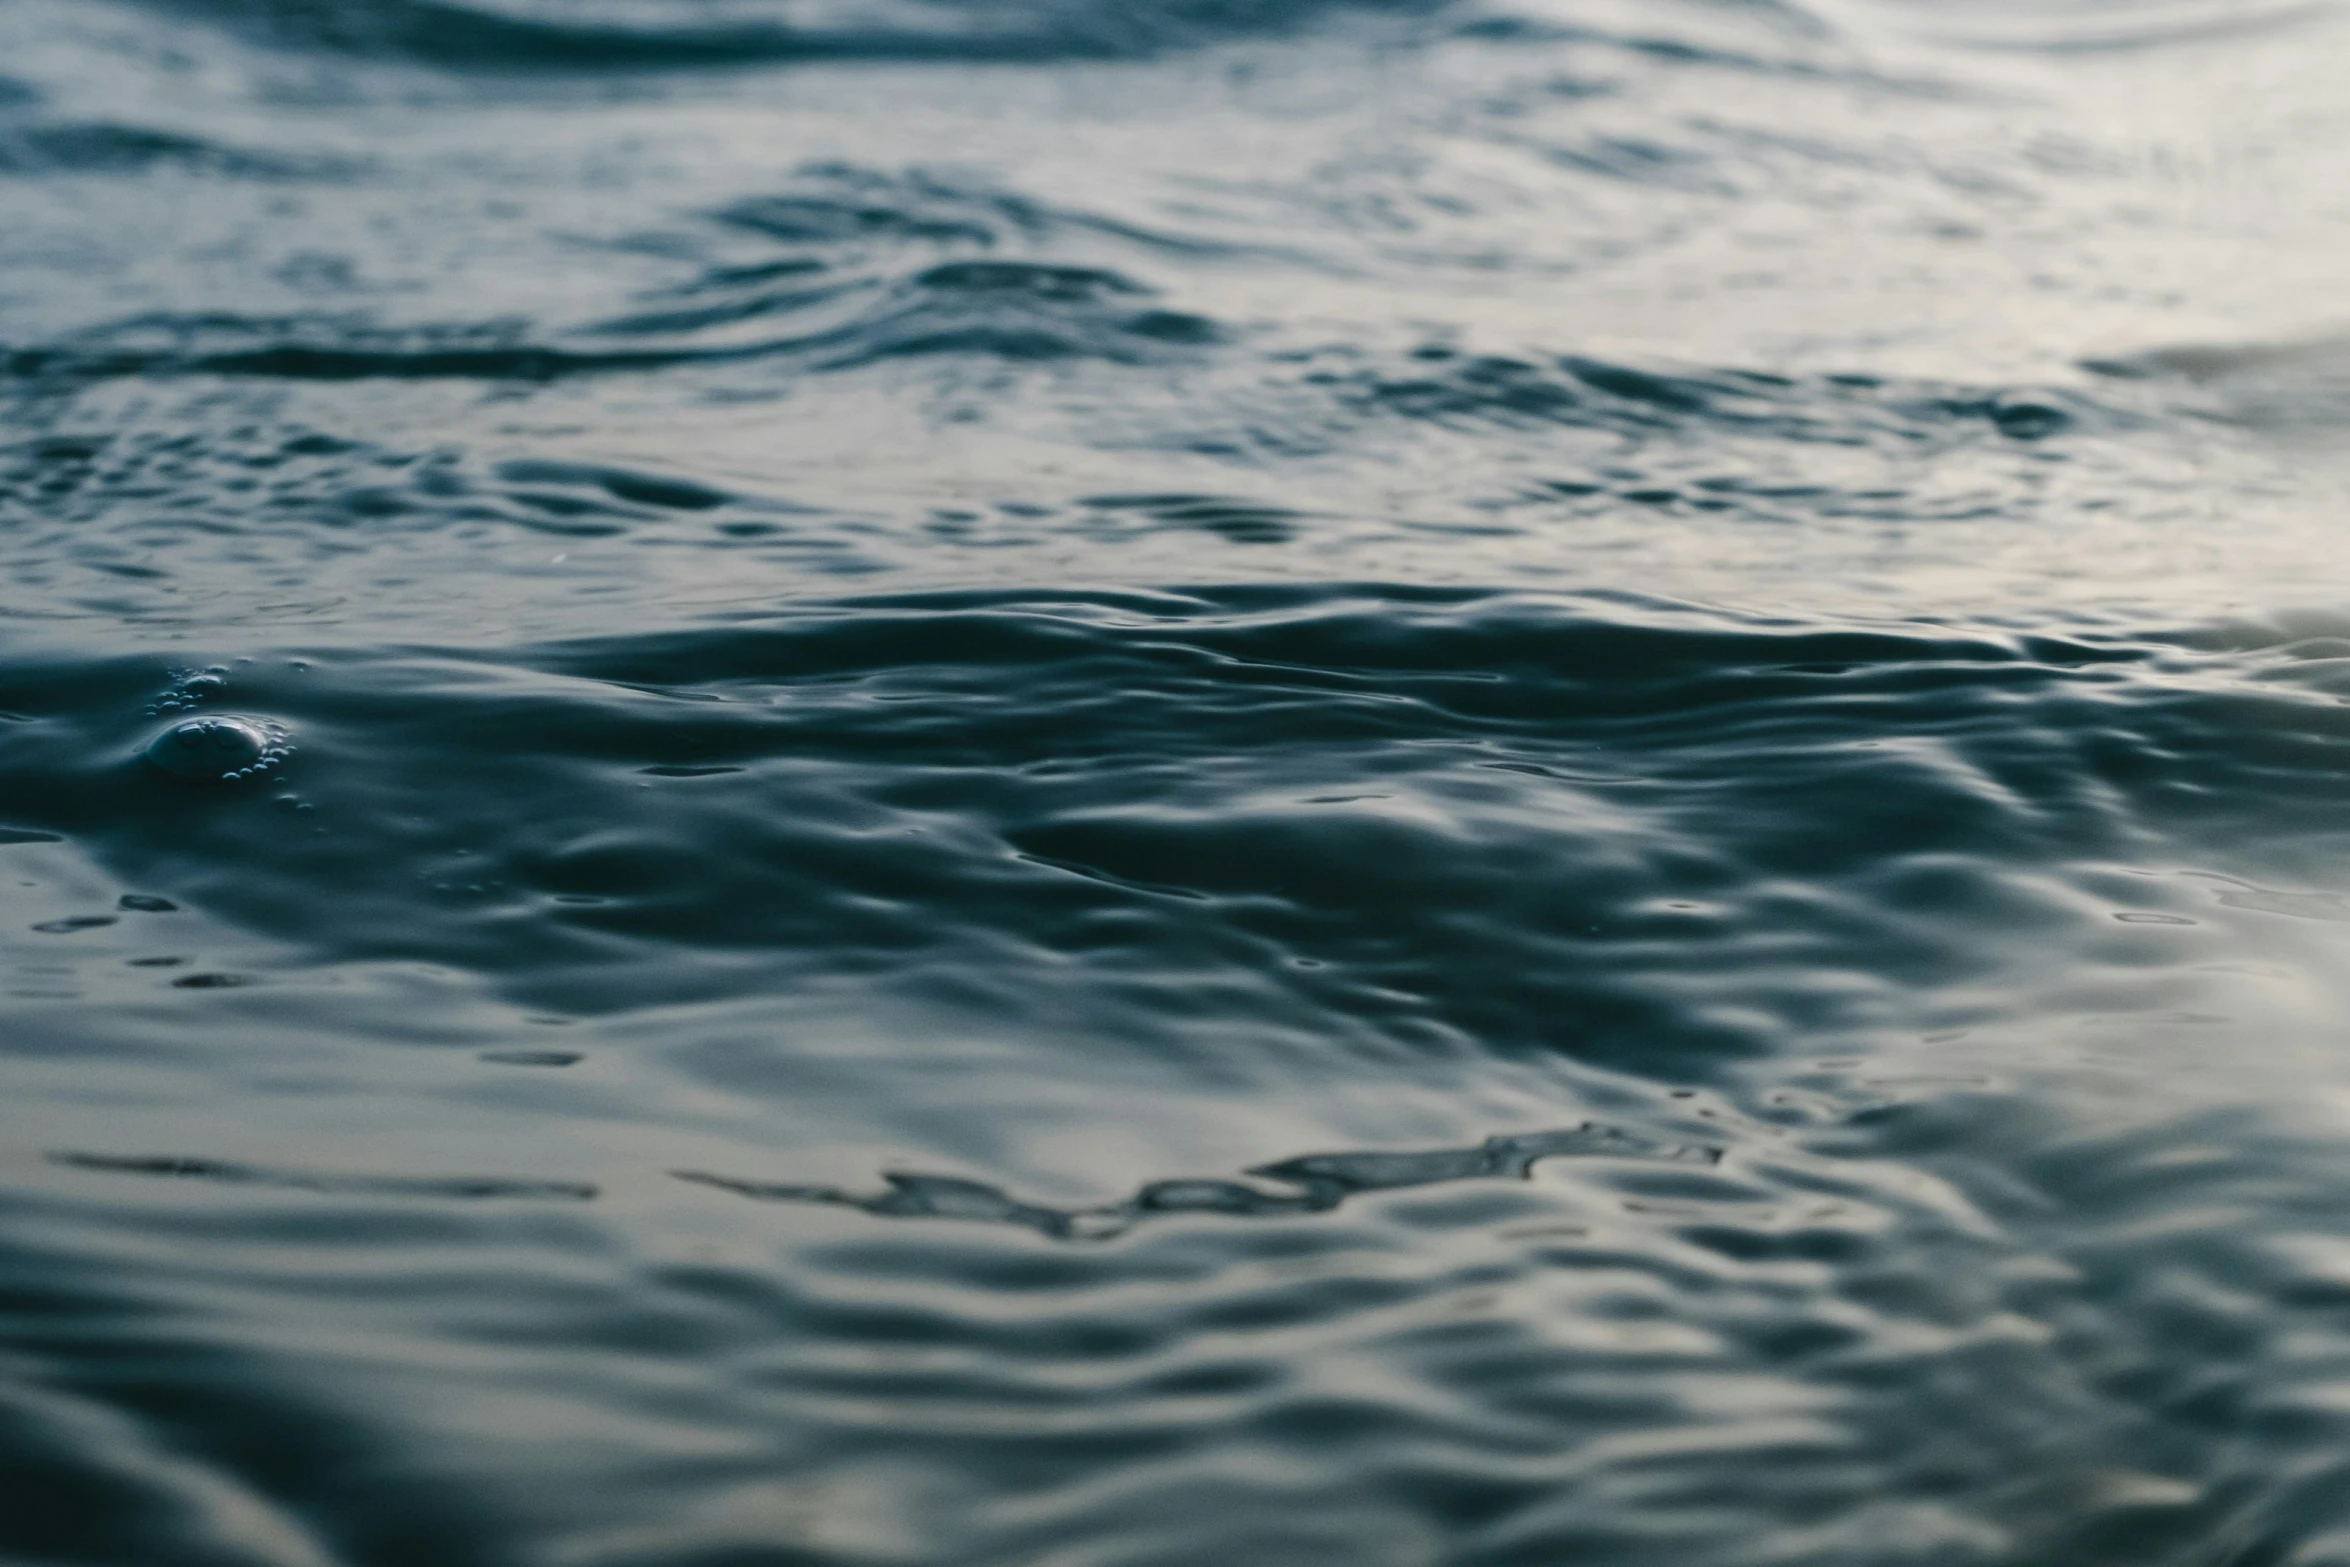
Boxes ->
[11,1,2350,1562]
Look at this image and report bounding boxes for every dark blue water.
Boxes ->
[11,1,2350,1562]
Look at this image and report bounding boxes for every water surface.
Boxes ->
[10,1,2350,1563]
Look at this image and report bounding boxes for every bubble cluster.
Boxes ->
[145,667,230,719]
[142,716,293,785]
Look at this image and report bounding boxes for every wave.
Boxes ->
[20,290,1206,379]
[1,163,1229,378]
[2086,331,2350,436]
[0,121,336,179]
[1,311,2092,478]
[128,0,1458,68]
[2,585,2312,1081]
[0,270,1217,378]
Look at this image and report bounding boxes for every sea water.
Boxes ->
[8,1,2350,1563]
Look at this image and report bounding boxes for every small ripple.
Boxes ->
[1331,349,2100,448]
[49,1151,597,1201]
[1077,492,1306,544]
[677,1122,1721,1240]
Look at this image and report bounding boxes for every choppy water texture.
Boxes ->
[13,1,2350,1563]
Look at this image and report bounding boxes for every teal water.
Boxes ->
[11,2,2350,1563]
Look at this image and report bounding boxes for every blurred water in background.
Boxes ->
[11,1,2350,1563]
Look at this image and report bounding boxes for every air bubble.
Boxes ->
[143,716,292,785]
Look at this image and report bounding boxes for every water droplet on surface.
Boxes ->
[142,716,290,784]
